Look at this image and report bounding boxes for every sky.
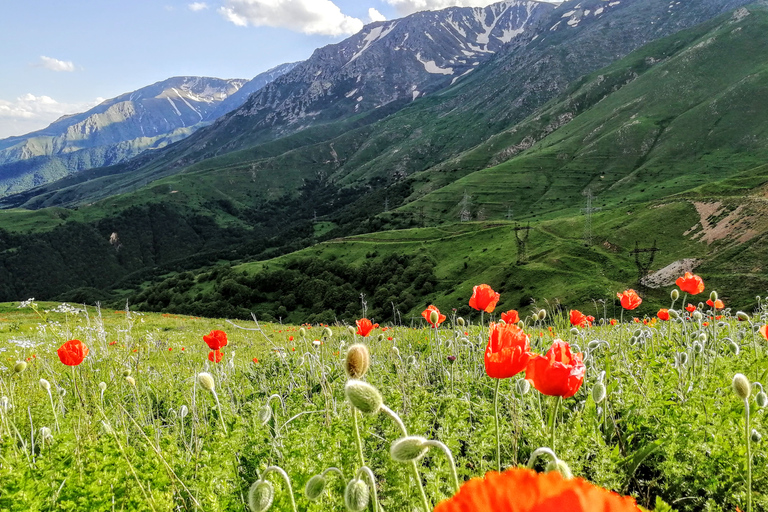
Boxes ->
[0,0,558,139]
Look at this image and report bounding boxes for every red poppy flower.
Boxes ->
[616,289,642,310]
[569,310,588,328]
[484,323,532,379]
[434,467,641,512]
[253,357,259,364]
[633,318,640,323]
[686,303,696,313]
[356,318,378,337]
[676,272,705,295]
[289,336,294,341]
[469,284,500,313]
[421,305,446,328]
[706,299,724,309]
[657,309,670,321]
[702,321,709,327]
[500,310,520,325]
[57,339,89,366]
[208,349,223,363]
[760,325,768,341]
[586,315,595,325]
[526,339,585,398]
[610,319,617,326]
[203,330,228,350]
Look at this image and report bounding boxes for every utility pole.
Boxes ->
[581,187,601,246]
[513,223,532,265]
[631,240,659,286]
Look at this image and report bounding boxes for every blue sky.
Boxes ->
[0,0,560,139]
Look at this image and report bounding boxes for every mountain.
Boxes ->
[0,63,298,197]
[0,0,765,319]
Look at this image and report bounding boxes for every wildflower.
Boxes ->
[57,339,89,366]
[617,289,642,310]
[484,323,532,379]
[203,330,228,350]
[289,336,294,341]
[208,349,223,363]
[676,272,705,295]
[500,310,520,325]
[469,284,500,313]
[355,318,378,337]
[569,310,589,328]
[586,315,595,325]
[609,319,617,326]
[422,305,446,328]
[657,309,670,321]
[706,298,724,309]
[253,358,259,364]
[526,339,585,398]
[686,303,696,313]
[433,467,641,512]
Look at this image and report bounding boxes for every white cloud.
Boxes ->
[188,2,208,11]
[219,0,364,36]
[368,7,387,22]
[0,94,103,139]
[38,56,75,72]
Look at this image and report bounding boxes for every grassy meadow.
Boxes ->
[0,289,764,511]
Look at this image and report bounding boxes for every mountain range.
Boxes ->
[0,0,766,329]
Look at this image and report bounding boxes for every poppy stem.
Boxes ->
[549,396,562,452]
[494,378,502,472]
[745,397,752,512]
[352,408,366,467]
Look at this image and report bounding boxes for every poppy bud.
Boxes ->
[698,333,707,343]
[300,327,307,337]
[197,372,215,393]
[633,329,642,338]
[39,378,51,391]
[729,340,740,355]
[305,474,326,501]
[344,479,369,512]
[516,379,530,395]
[344,379,382,414]
[39,426,53,443]
[693,342,703,354]
[518,320,525,329]
[756,391,768,408]
[99,381,107,391]
[13,361,26,373]
[390,436,428,462]
[677,353,688,366]
[180,405,189,418]
[391,346,400,357]
[752,429,762,444]
[247,480,274,512]
[538,309,547,321]
[736,311,750,321]
[709,291,718,302]
[345,344,370,379]
[456,317,465,327]
[570,328,579,336]
[693,311,703,321]
[258,405,272,425]
[629,336,638,346]
[545,458,573,479]
[429,310,440,325]
[668,309,680,319]
[732,373,751,400]
[671,289,679,301]
[323,327,333,338]
[592,382,606,404]
[123,369,131,377]
[125,376,136,387]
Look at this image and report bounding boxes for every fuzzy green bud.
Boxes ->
[538,309,547,321]
[347,326,356,336]
[545,458,573,479]
[300,327,307,338]
[752,429,762,444]
[39,378,50,392]
[732,373,751,400]
[736,311,750,321]
[516,379,530,395]
[304,475,326,501]
[344,379,382,414]
[677,352,688,366]
[693,311,703,321]
[709,290,718,302]
[345,344,371,379]
[344,479,369,512]
[197,372,215,393]
[390,436,429,462]
[125,376,136,387]
[693,342,703,354]
[13,361,26,373]
[729,340,740,355]
[429,310,440,325]
[668,309,680,319]
[570,328,579,336]
[756,391,768,408]
[633,329,642,338]
[592,382,606,404]
[98,382,107,392]
[456,317,465,327]
[258,405,272,425]
[323,327,333,339]
[698,333,707,343]
[122,369,131,377]
[671,289,679,301]
[247,480,274,512]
